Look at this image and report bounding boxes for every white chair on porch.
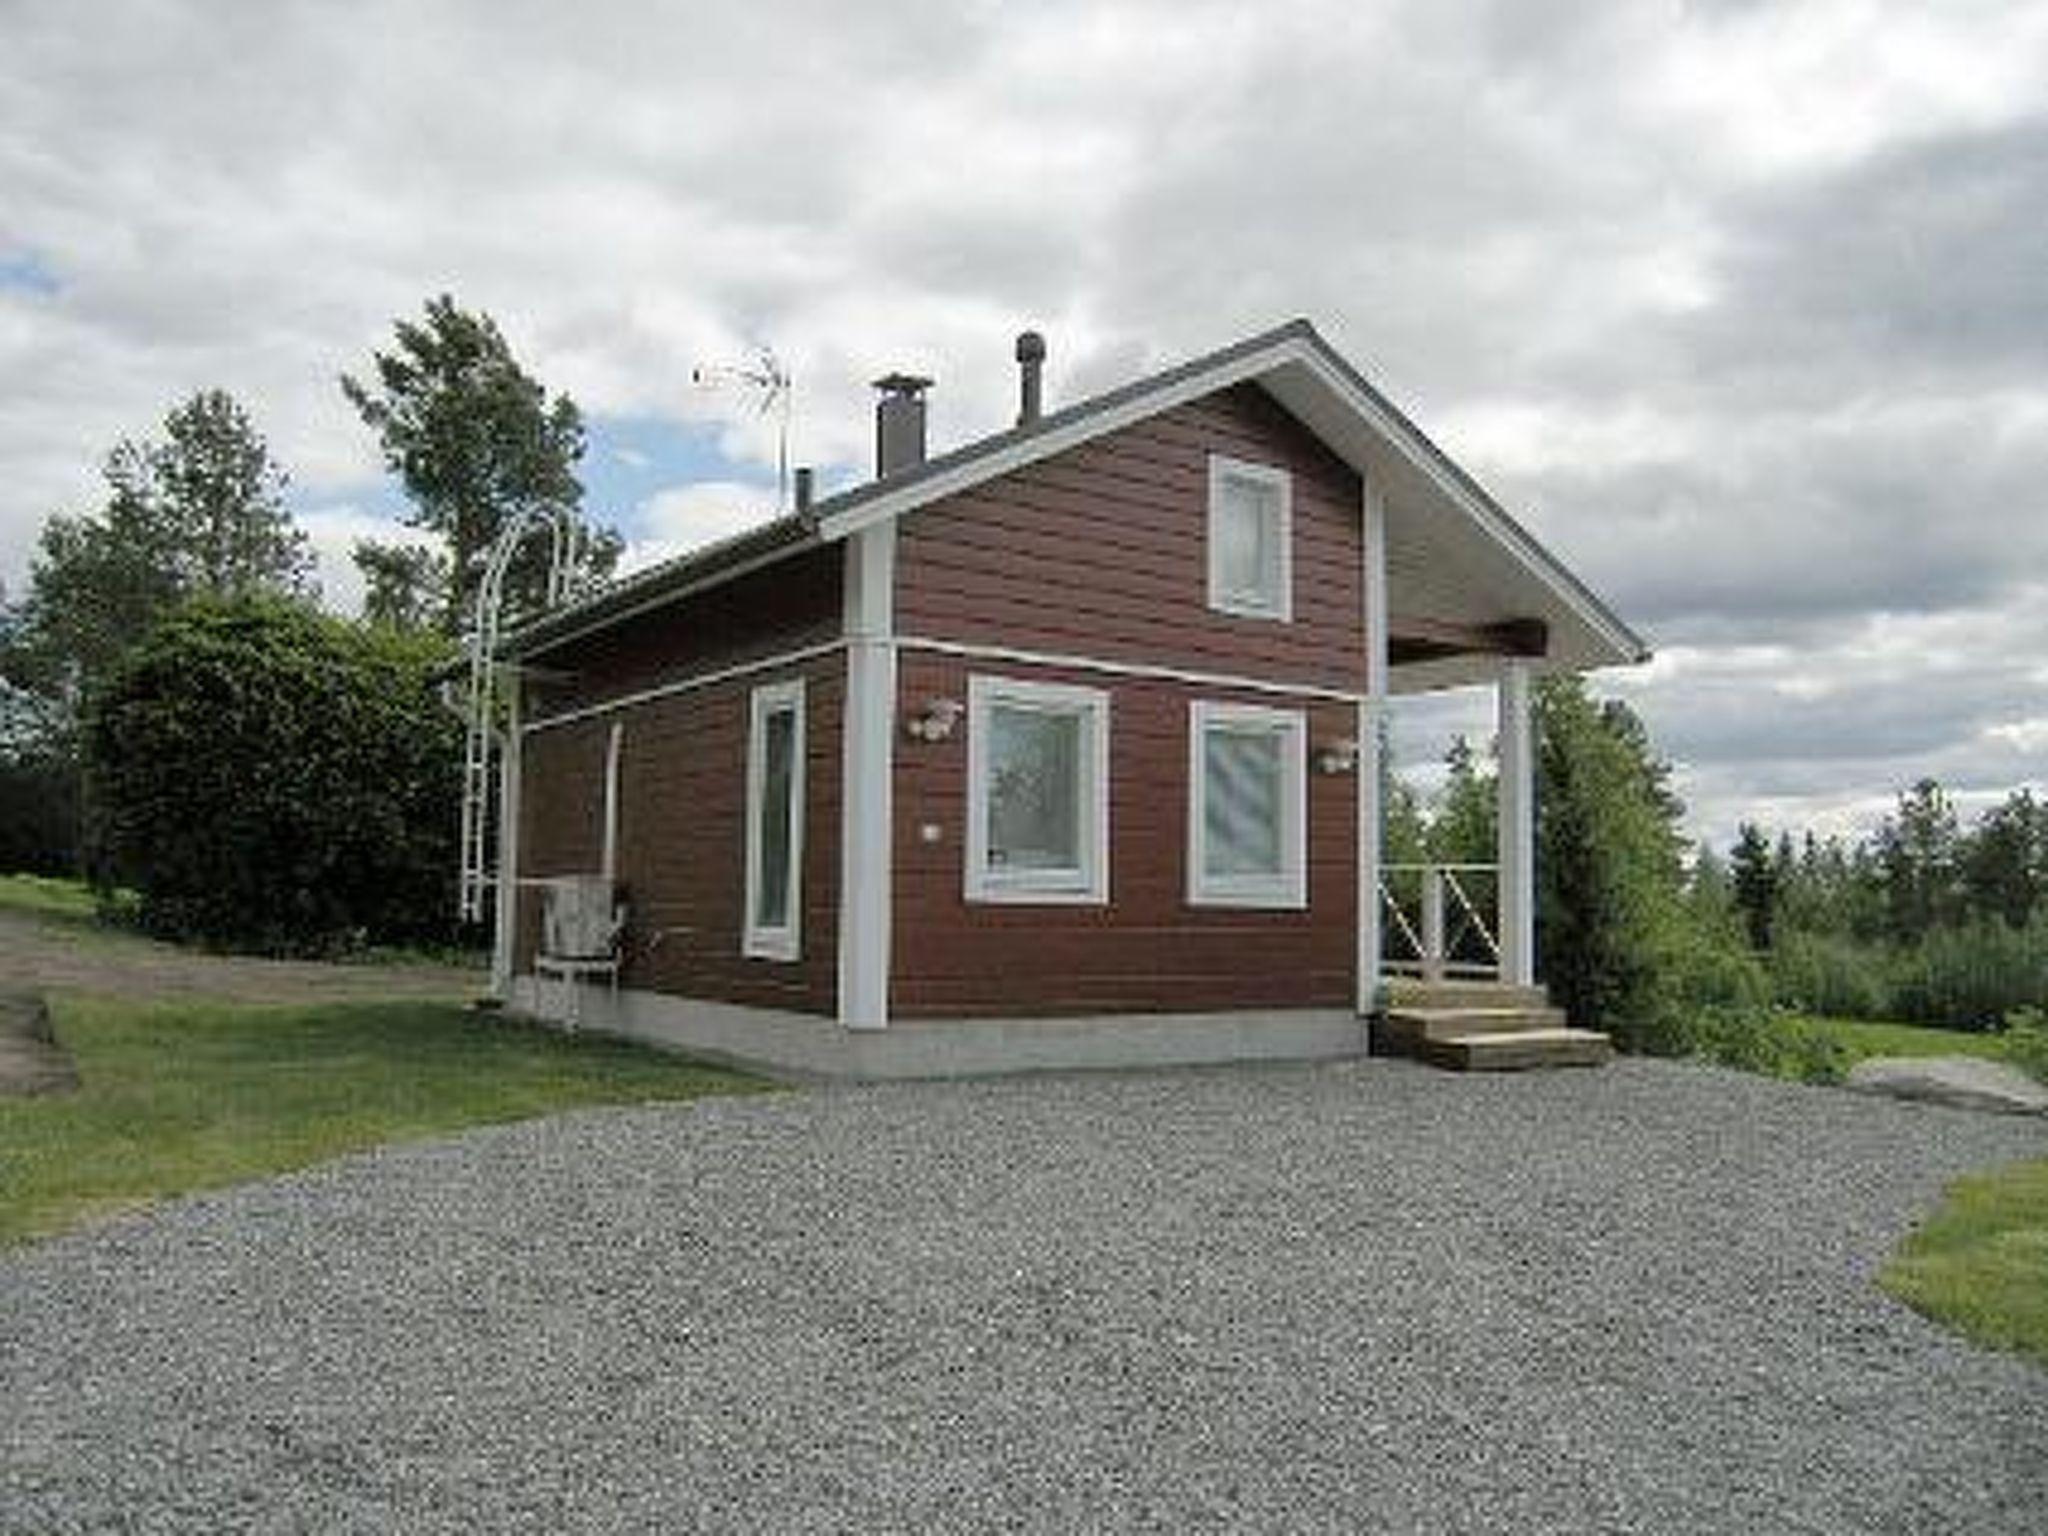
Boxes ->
[534,875,626,1030]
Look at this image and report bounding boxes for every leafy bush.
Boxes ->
[0,752,79,876]
[1890,919,2048,1031]
[2001,1008,2048,1084]
[1669,1004,1849,1084]
[85,598,462,954]
[1769,928,1894,1021]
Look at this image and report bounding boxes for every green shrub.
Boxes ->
[1891,919,2048,1031]
[1769,928,1894,1021]
[2001,1008,2048,1084]
[1671,1004,1849,1084]
[0,752,80,876]
[84,598,462,954]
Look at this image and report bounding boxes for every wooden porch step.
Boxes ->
[1379,1005,1570,1050]
[1417,1028,1615,1072]
[1384,979,1550,1011]
[1376,978,1613,1072]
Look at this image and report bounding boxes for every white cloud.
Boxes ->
[1,0,2042,852]
[295,505,437,619]
[622,481,781,576]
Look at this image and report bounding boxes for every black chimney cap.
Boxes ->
[1015,330,1046,363]
[871,372,933,396]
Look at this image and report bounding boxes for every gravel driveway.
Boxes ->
[4,1057,2043,1533]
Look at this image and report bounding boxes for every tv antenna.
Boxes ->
[691,346,794,512]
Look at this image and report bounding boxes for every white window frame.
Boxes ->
[965,674,1111,905]
[1206,454,1293,622]
[744,677,806,960]
[1188,700,1308,909]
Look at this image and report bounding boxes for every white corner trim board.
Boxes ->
[1357,470,1389,1014]
[838,521,895,1030]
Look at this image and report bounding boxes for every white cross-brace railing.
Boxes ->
[1379,862,1502,982]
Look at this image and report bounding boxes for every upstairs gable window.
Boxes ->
[1207,455,1293,621]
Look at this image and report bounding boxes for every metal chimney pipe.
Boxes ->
[793,465,814,514]
[872,372,933,477]
[1015,330,1046,426]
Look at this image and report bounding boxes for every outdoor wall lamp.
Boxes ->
[1315,739,1360,775]
[905,697,965,742]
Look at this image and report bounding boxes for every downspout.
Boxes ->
[601,720,623,886]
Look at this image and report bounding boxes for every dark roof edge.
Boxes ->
[500,511,819,660]
[499,315,1647,669]
[495,320,1318,662]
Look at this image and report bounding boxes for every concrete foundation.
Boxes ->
[508,977,1367,1081]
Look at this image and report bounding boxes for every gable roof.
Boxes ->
[505,318,1649,675]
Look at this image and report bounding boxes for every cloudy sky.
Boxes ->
[3,0,2043,848]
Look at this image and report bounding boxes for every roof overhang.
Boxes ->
[813,319,1646,682]
[501,318,1648,680]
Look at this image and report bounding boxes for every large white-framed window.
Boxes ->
[1207,454,1293,621]
[965,674,1110,905]
[1188,700,1307,909]
[744,677,806,960]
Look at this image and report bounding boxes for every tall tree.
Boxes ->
[342,295,620,634]
[1,389,312,723]
[1777,831,1886,943]
[1961,788,2042,930]
[147,390,313,597]
[1685,841,1746,948]
[354,540,451,631]
[1534,677,1690,1046]
[1729,821,1780,951]
[1428,734,1497,865]
[1875,778,1961,943]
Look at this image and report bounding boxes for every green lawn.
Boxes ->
[0,996,765,1245]
[1884,1158,2048,1367]
[0,872,111,925]
[1797,1014,2018,1069]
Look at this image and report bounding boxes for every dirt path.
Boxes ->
[0,907,484,1007]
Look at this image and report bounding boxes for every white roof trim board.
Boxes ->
[509,319,1647,674]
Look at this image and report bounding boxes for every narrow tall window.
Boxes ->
[1189,701,1307,908]
[1207,455,1293,620]
[966,675,1110,904]
[745,679,806,959]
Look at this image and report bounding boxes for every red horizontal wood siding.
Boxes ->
[515,543,845,1016]
[895,383,1367,693]
[526,543,842,721]
[891,651,1358,1018]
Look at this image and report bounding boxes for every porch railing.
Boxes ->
[1380,862,1501,982]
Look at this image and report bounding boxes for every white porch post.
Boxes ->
[490,667,523,1001]
[1356,473,1388,1014]
[838,523,896,1029]
[1496,659,1535,986]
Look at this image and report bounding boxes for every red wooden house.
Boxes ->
[492,319,1646,1077]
